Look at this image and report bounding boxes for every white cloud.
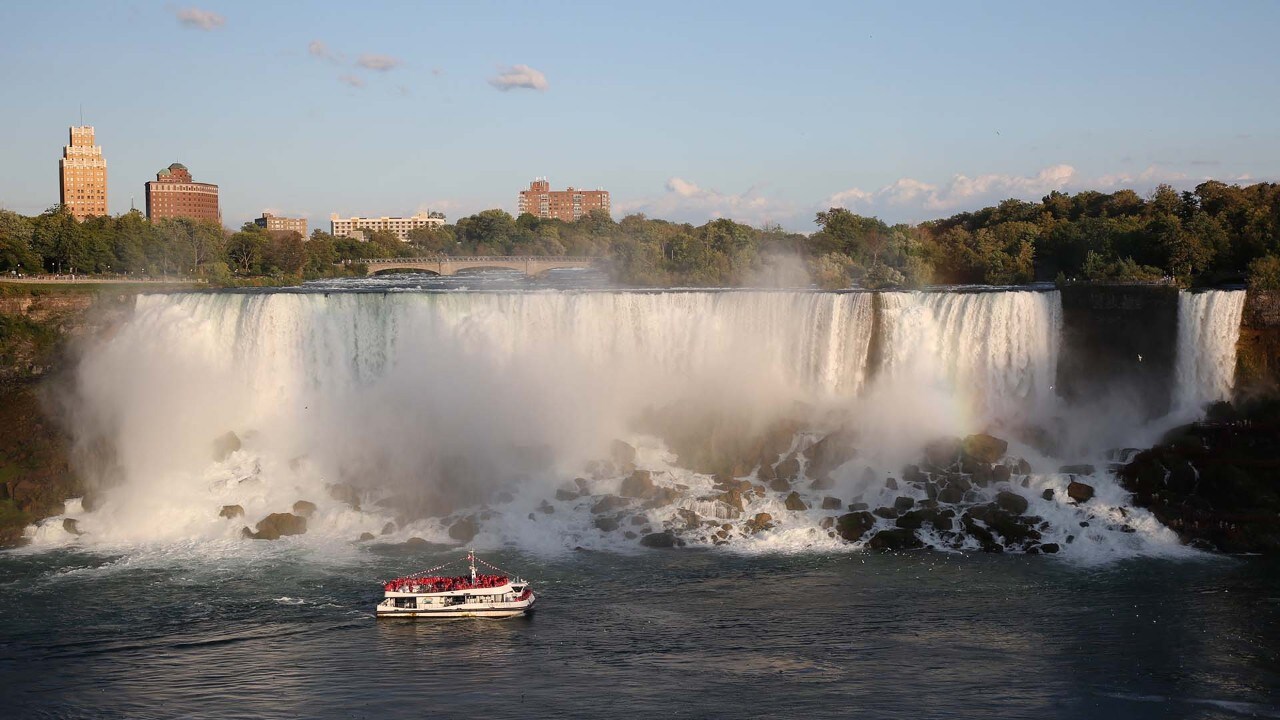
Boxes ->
[489,64,549,92]
[356,54,401,71]
[826,164,1078,218]
[174,7,224,31]
[1095,165,1188,189]
[308,40,340,63]
[338,75,365,89]
[616,177,799,228]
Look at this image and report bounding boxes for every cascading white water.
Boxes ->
[1173,289,1247,416]
[27,288,1206,560]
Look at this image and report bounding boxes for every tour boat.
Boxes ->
[376,550,536,619]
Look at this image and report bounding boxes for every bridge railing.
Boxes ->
[359,256,600,264]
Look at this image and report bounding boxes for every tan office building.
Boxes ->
[518,178,610,222]
[255,213,307,236]
[59,126,108,220]
[146,163,221,224]
[329,212,446,241]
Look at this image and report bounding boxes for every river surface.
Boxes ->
[1,547,1277,719]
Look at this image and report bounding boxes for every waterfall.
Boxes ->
[877,290,1062,427]
[1173,290,1246,415]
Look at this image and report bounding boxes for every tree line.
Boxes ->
[2,179,1278,288]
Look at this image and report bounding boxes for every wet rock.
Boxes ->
[868,528,924,551]
[219,504,244,519]
[902,464,925,484]
[292,500,318,518]
[806,429,858,479]
[381,522,396,536]
[1041,488,1055,501]
[768,476,793,493]
[895,509,927,530]
[756,462,776,481]
[847,502,869,511]
[1015,458,1033,475]
[924,437,963,469]
[554,488,579,502]
[448,516,478,543]
[995,491,1029,515]
[873,506,899,520]
[574,477,591,493]
[809,475,835,491]
[591,495,630,514]
[326,483,361,510]
[249,512,307,540]
[1040,542,1060,554]
[63,518,82,536]
[1058,464,1096,476]
[774,456,801,482]
[1067,481,1095,503]
[611,439,637,466]
[620,470,656,499]
[924,481,939,501]
[358,532,375,541]
[884,477,899,491]
[676,509,701,530]
[640,531,685,548]
[961,513,1001,553]
[1166,460,1197,493]
[821,496,843,510]
[212,431,242,461]
[624,531,637,540]
[784,492,808,511]
[969,463,994,487]
[938,484,965,504]
[745,512,774,533]
[893,496,915,512]
[962,434,1008,464]
[992,464,1012,485]
[594,516,620,532]
[405,536,429,548]
[538,500,555,514]
[836,511,876,542]
[641,487,682,509]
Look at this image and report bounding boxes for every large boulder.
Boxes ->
[867,528,924,551]
[745,512,774,533]
[640,531,685,548]
[962,434,1008,464]
[784,491,808,511]
[806,430,858,479]
[1067,481,1095,503]
[594,516,620,532]
[924,437,963,469]
[835,511,876,542]
[326,483,361,510]
[212,431,242,461]
[448,516,478,543]
[821,496,843,510]
[610,439,637,466]
[995,491,1028,515]
[774,456,801,483]
[248,512,307,540]
[63,518,83,536]
[219,504,244,519]
[620,470,656,499]
[292,500,318,518]
[591,495,630,514]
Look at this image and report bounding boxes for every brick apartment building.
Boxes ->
[517,178,610,222]
[145,163,221,224]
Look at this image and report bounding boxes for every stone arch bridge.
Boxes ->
[355,256,602,277]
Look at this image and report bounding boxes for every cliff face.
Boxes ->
[0,288,137,545]
[1057,285,1180,419]
[1235,290,1280,401]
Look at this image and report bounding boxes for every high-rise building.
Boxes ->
[146,163,220,224]
[59,126,108,220]
[255,213,307,237]
[329,212,446,242]
[517,178,610,222]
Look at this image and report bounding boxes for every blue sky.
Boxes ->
[1,0,1277,231]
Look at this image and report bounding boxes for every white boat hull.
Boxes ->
[376,594,536,620]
